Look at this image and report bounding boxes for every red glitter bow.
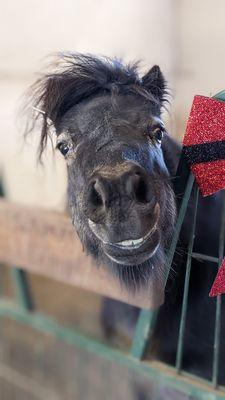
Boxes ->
[182,91,225,296]
[209,258,225,297]
[183,94,225,196]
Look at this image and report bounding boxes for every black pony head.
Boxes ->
[25,53,176,292]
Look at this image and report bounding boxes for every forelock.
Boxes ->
[24,52,163,160]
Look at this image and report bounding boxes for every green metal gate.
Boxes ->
[0,93,225,399]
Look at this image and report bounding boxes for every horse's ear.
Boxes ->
[142,65,167,105]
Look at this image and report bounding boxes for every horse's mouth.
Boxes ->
[88,217,160,265]
[105,222,157,250]
[103,227,160,266]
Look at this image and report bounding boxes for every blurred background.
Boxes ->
[0,1,225,399]
[1,0,225,209]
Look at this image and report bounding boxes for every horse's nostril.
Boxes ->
[126,168,153,204]
[87,165,153,218]
[134,177,150,203]
[89,181,103,208]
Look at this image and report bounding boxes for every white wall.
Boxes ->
[173,0,225,135]
[0,0,225,208]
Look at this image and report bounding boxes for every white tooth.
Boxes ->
[118,236,144,247]
[114,223,157,249]
[89,217,157,250]
[116,237,144,248]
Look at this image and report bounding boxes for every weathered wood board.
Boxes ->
[0,200,164,309]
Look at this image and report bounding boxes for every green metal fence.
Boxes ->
[0,93,225,399]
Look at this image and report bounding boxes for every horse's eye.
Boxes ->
[152,127,164,143]
[56,141,70,156]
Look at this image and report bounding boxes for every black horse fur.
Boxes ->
[25,53,225,386]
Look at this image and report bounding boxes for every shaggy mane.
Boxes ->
[24,52,167,159]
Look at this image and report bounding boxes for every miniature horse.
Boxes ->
[25,53,225,385]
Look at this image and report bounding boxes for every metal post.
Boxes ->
[130,173,195,360]
[176,185,199,372]
[212,191,225,388]
[11,268,33,311]
[131,309,158,359]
